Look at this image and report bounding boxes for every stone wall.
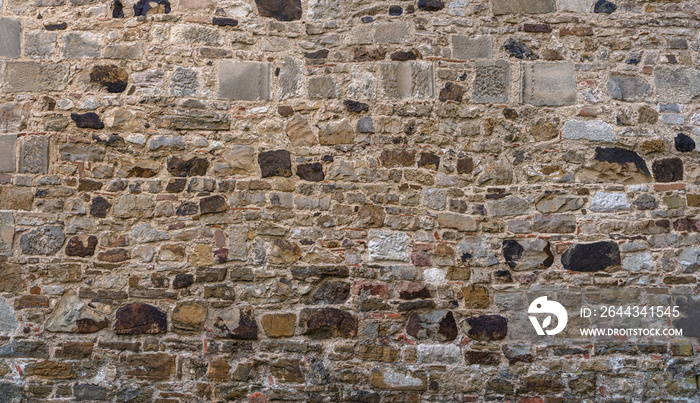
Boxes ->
[0,0,699,401]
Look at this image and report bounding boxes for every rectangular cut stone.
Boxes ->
[0,211,13,256]
[104,43,144,60]
[521,61,576,106]
[0,18,22,59]
[557,0,592,12]
[218,61,272,100]
[452,35,492,59]
[380,61,434,100]
[492,0,556,15]
[60,32,101,59]
[0,135,16,172]
[374,22,409,44]
[473,60,509,103]
[562,119,615,141]
[19,135,49,174]
[2,62,69,92]
[24,31,56,59]
[654,68,700,104]
[228,225,248,261]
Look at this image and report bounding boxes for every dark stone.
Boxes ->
[114,303,167,335]
[258,150,292,178]
[305,49,329,59]
[466,315,507,340]
[673,218,700,232]
[594,0,617,14]
[89,65,129,93]
[21,226,65,256]
[633,193,658,210]
[304,281,351,305]
[0,341,49,358]
[200,195,227,214]
[343,100,369,113]
[503,38,537,60]
[297,162,325,182]
[90,196,111,218]
[0,383,23,403]
[78,179,102,191]
[278,105,294,117]
[361,16,373,23]
[212,306,258,340]
[74,384,108,401]
[390,49,420,61]
[173,274,194,289]
[464,350,501,365]
[561,241,621,272]
[167,156,209,177]
[254,0,302,21]
[502,240,524,269]
[212,17,238,26]
[674,133,695,152]
[112,0,124,18]
[166,178,186,193]
[76,317,109,333]
[594,147,651,176]
[291,266,349,279]
[417,153,440,170]
[399,287,431,300]
[97,249,130,262]
[299,308,356,338]
[176,201,198,216]
[502,345,534,364]
[674,297,700,338]
[417,0,444,11]
[389,5,402,15]
[652,158,683,182]
[503,108,518,119]
[457,156,474,174]
[134,0,170,16]
[65,235,98,257]
[45,22,67,30]
[438,311,458,340]
[71,113,105,130]
[406,311,457,341]
[439,82,465,102]
[353,47,386,62]
[523,23,552,33]
[379,149,415,167]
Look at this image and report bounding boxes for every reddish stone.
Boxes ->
[114,303,167,335]
[65,235,98,257]
[299,308,356,338]
[466,315,507,341]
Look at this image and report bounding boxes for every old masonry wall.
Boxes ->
[0,0,700,401]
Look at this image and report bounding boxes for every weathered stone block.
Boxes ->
[380,61,434,99]
[492,0,556,14]
[258,150,292,178]
[307,76,337,99]
[317,119,354,145]
[452,35,492,59]
[0,135,16,172]
[60,32,101,59]
[590,191,630,212]
[522,61,576,106]
[374,22,409,44]
[473,60,509,103]
[606,73,651,101]
[368,230,409,261]
[170,67,198,97]
[0,18,21,59]
[278,56,302,100]
[254,0,302,21]
[24,31,56,59]
[18,135,49,174]
[2,62,69,92]
[562,241,620,272]
[171,24,222,46]
[103,43,143,59]
[261,313,296,337]
[114,303,167,335]
[557,0,592,12]
[654,68,700,104]
[20,226,65,255]
[562,119,615,141]
[370,368,427,391]
[0,212,13,257]
[218,61,272,100]
[299,307,356,337]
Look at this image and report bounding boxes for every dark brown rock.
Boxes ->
[418,0,444,11]
[77,179,103,191]
[89,65,129,93]
[45,22,67,30]
[254,0,302,21]
[305,49,329,59]
[399,287,431,300]
[176,201,198,216]
[126,353,175,381]
[406,311,457,341]
[304,281,351,305]
[464,350,501,365]
[466,315,507,340]
[167,156,209,177]
[390,49,420,61]
[503,108,518,119]
[379,149,415,167]
[166,178,186,193]
[299,308,356,338]
[173,273,194,289]
[212,17,238,26]
[200,195,227,214]
[258,150,292,178]
[297,162,325,182]
[211,306,259,340]
[278,105,294,116]
[561,241,620,272]
[652,158,683,182]
[523,23,552,33]
[439,82,465,102]
[417,153,440,170]
[353,47,386,62]
[114,303,167,335]
[97,248,129,262]
[343,100,369,113]
[593,147,651,176]
[65,235,98,257]
[71,113,105,130]
[457,156,474,174]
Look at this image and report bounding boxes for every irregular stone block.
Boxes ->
[594,0,616,13]
[71,112,105,129]
[157,110,229,131]
[2,62,69,92]
[278,56,302,100]
[652,158,683,183]
[473,60,509,103]
[0,212,13,257]
[374,22,409,44]
[487,196,530,217]
[380,61,434,99]
[254,0,302,21]
[218,61,272,100]
[286,115,317,147]
[654,68,700,104]
[466,314,507,340]
[167,156,209,177]
[61,32,101,59]
[502,238,553,270]
[452,35,492,59]
[299,307,356,338]
[218,145,256,175]
[368,230,409,261]
[439,82,465,102]
[562,119,615,141]
[304,281,350,305]
[406,310,457,341]
[590,191,630,212]
[307,76,337,99]
[0,135,16,172]
[89,65,128,93]
[558,0,592,12]
[258,150,292,178]
[171,24,222,46]
[317,119,354,145]
[114,303,167,335]
[380,149,415,167]
[126,353,175,381]
[297,162,324,182]
[561,241,620,272]
[261,313,296,337]
[581,147,651,184]
[200,195,227,214]
[416,344,461,364]
[209,306,259,339]
[20,226,65,256]
[522,62,576,106]
[606,73,651,101]
[172,302,207,332]
[492,0,556,15]
[370,368,427,391]
[418,0,444,11]
[103,43,143,59]
[65,235,98,257]
[44,290,108,333]
[0,296,18,335]
[0,18,21,59]
[24,31,56,59]
[307,0,342,20]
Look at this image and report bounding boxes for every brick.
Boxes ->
[217,61,272,100]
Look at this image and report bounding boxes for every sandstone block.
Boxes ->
[261,313,296,337]
[452,35,492,59]
[380,61,434,99]
[218,61,272,100]
[0,135,16,172]
[492,0,556,15]
[473,60,509,103]
[2,62,69,92]
[522,61,576,106]
[0,18,21,59]
[61,32,101,59]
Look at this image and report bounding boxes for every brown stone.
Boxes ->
[463,284,489,309]
[417,153,440,170]
[268,239,301,264]
[210,306,258,340]
[114,303,167,335]
[530,118,560,141]
[286,115,317,147]
[261,313,296,337]
[172,302,207,332]
[299,308,356,338]
[25,360,75,379]
[439,82,465,102]
[126,353,175,381]
[89,65,129,93]
[97,248,129,262]
[359,344,399,362]
[466,315,507,340]
[358,205,385,227]
[457,156,474,174]
[258,150,292,178]
[353,47,386,61]
[254,0,302,21]
[0,187,34,210]
[297,162,325,182]
[200,195,227,214]
[65,235,98,257]
[379,149,415,167]
[406,311,458,341]
[209,358,231,381]
[464,350,501,365]
[167,156,209,177]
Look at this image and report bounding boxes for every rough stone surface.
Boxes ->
[606,73,651,101]
[368,230,409,261]
[590,191,630,212]
[18,135,49,174]
[258,150,292,178]
[114,303,167,335]
[0,19,22,59]
[20,226,65,255]
[492,0,556,15]
[562,119,615,141]
[473,60,509,103]
[452,35,492,59]
[562,241,620,272]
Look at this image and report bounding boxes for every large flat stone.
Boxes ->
[18,135,49,174]
[473,60,509,103]
[380,61,434,99]
[606,73,651,102]
[374,22,409,44]
[0,18,21,59]
[60,32,101,59]
[557,0,592,12]
[452,35,492,59]
[654,67,700,104]
[562,119,615,141]
[218,61,272,100]
[368,230,409,261]
[522,61,576,106]
[0,212,13,257]
[492,0,556,15]
[0,135,16,172]
[2,62,69,92]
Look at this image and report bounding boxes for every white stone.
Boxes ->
[622,252,653,272]
[423,268,447,285]
[557,0,592,12]
[381,368,424,388]
[416,344,461,363]
[423,188,446,210]
[130,223,170,244]
[368,230,409,262]
[589,191,630,212]
[563,119,615,141]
